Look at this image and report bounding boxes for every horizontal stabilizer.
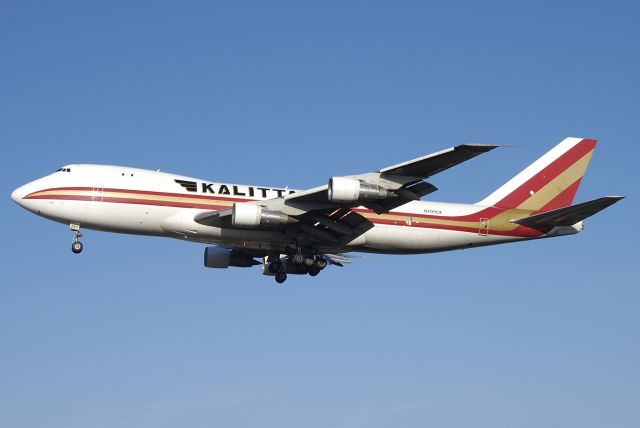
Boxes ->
[510,196,624,228]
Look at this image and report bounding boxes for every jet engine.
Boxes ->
[204,246,259,268]
[327,177,393,203]
[232,203,289,228]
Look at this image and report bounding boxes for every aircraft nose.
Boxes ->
[11,184,27,205]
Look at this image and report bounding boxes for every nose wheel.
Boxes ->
[71,241,83,254]
[70,223,83,254]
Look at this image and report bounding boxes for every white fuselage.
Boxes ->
[11,164,577,255]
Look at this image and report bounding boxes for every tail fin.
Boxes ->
[476,137,597,211]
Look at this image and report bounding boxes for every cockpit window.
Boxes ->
[55,168,71,173]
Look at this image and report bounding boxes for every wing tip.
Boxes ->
[455,144,500,154]
[457,143,499,149]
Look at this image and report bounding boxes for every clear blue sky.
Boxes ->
[1,1,638,427]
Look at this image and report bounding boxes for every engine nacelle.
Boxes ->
[327,177,392,203]
[232,203,289,228]
[204,246,258,268]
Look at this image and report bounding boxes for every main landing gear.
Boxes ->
[269,251,328,284]
[304,256,328,276]
[70,223,83,254]
[292,250,328,272]
[275,271,287,284]
[271,261,288,284]
[267,258,288,284]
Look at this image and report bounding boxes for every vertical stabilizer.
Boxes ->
[476,138,597,211]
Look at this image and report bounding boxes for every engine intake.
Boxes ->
[328,177,392,203]
[204,246,259,268]
[232,203,289,228]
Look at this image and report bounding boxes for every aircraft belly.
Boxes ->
[359,224,526,254]
[27,199,170,235]
[111,202,164,232]
[82,201,169,234]
[360,224,442,252]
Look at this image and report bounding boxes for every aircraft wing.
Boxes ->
[377,144,498,177]
[285,144,496,208]
[195,144,497,248]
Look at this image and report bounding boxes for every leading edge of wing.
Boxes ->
[378,144,498,179]
[284,184,329,204]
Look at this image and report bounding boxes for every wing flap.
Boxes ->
[295,207,374,246]
[322,253,350,267]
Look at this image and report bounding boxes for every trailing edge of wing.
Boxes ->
[378,144,498,178]
[510,196,624,228]
[322,253,351,267]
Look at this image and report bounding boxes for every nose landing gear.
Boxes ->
[70,223,83,254]
[71,241,83,254]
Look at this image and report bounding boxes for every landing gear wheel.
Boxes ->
[315,258,328,270]
[304,257,315,267]
[308,265,320,276]
[71,241,83,254]
[275,271,287,284]
[69,223,83,254]
[269,261,282,273]
[293,253,305,264]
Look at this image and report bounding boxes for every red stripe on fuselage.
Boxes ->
[26,193,231,211]
[25,187,545,238]
[26,187,255,203]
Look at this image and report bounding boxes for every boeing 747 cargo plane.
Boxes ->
[11,137,622,283]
